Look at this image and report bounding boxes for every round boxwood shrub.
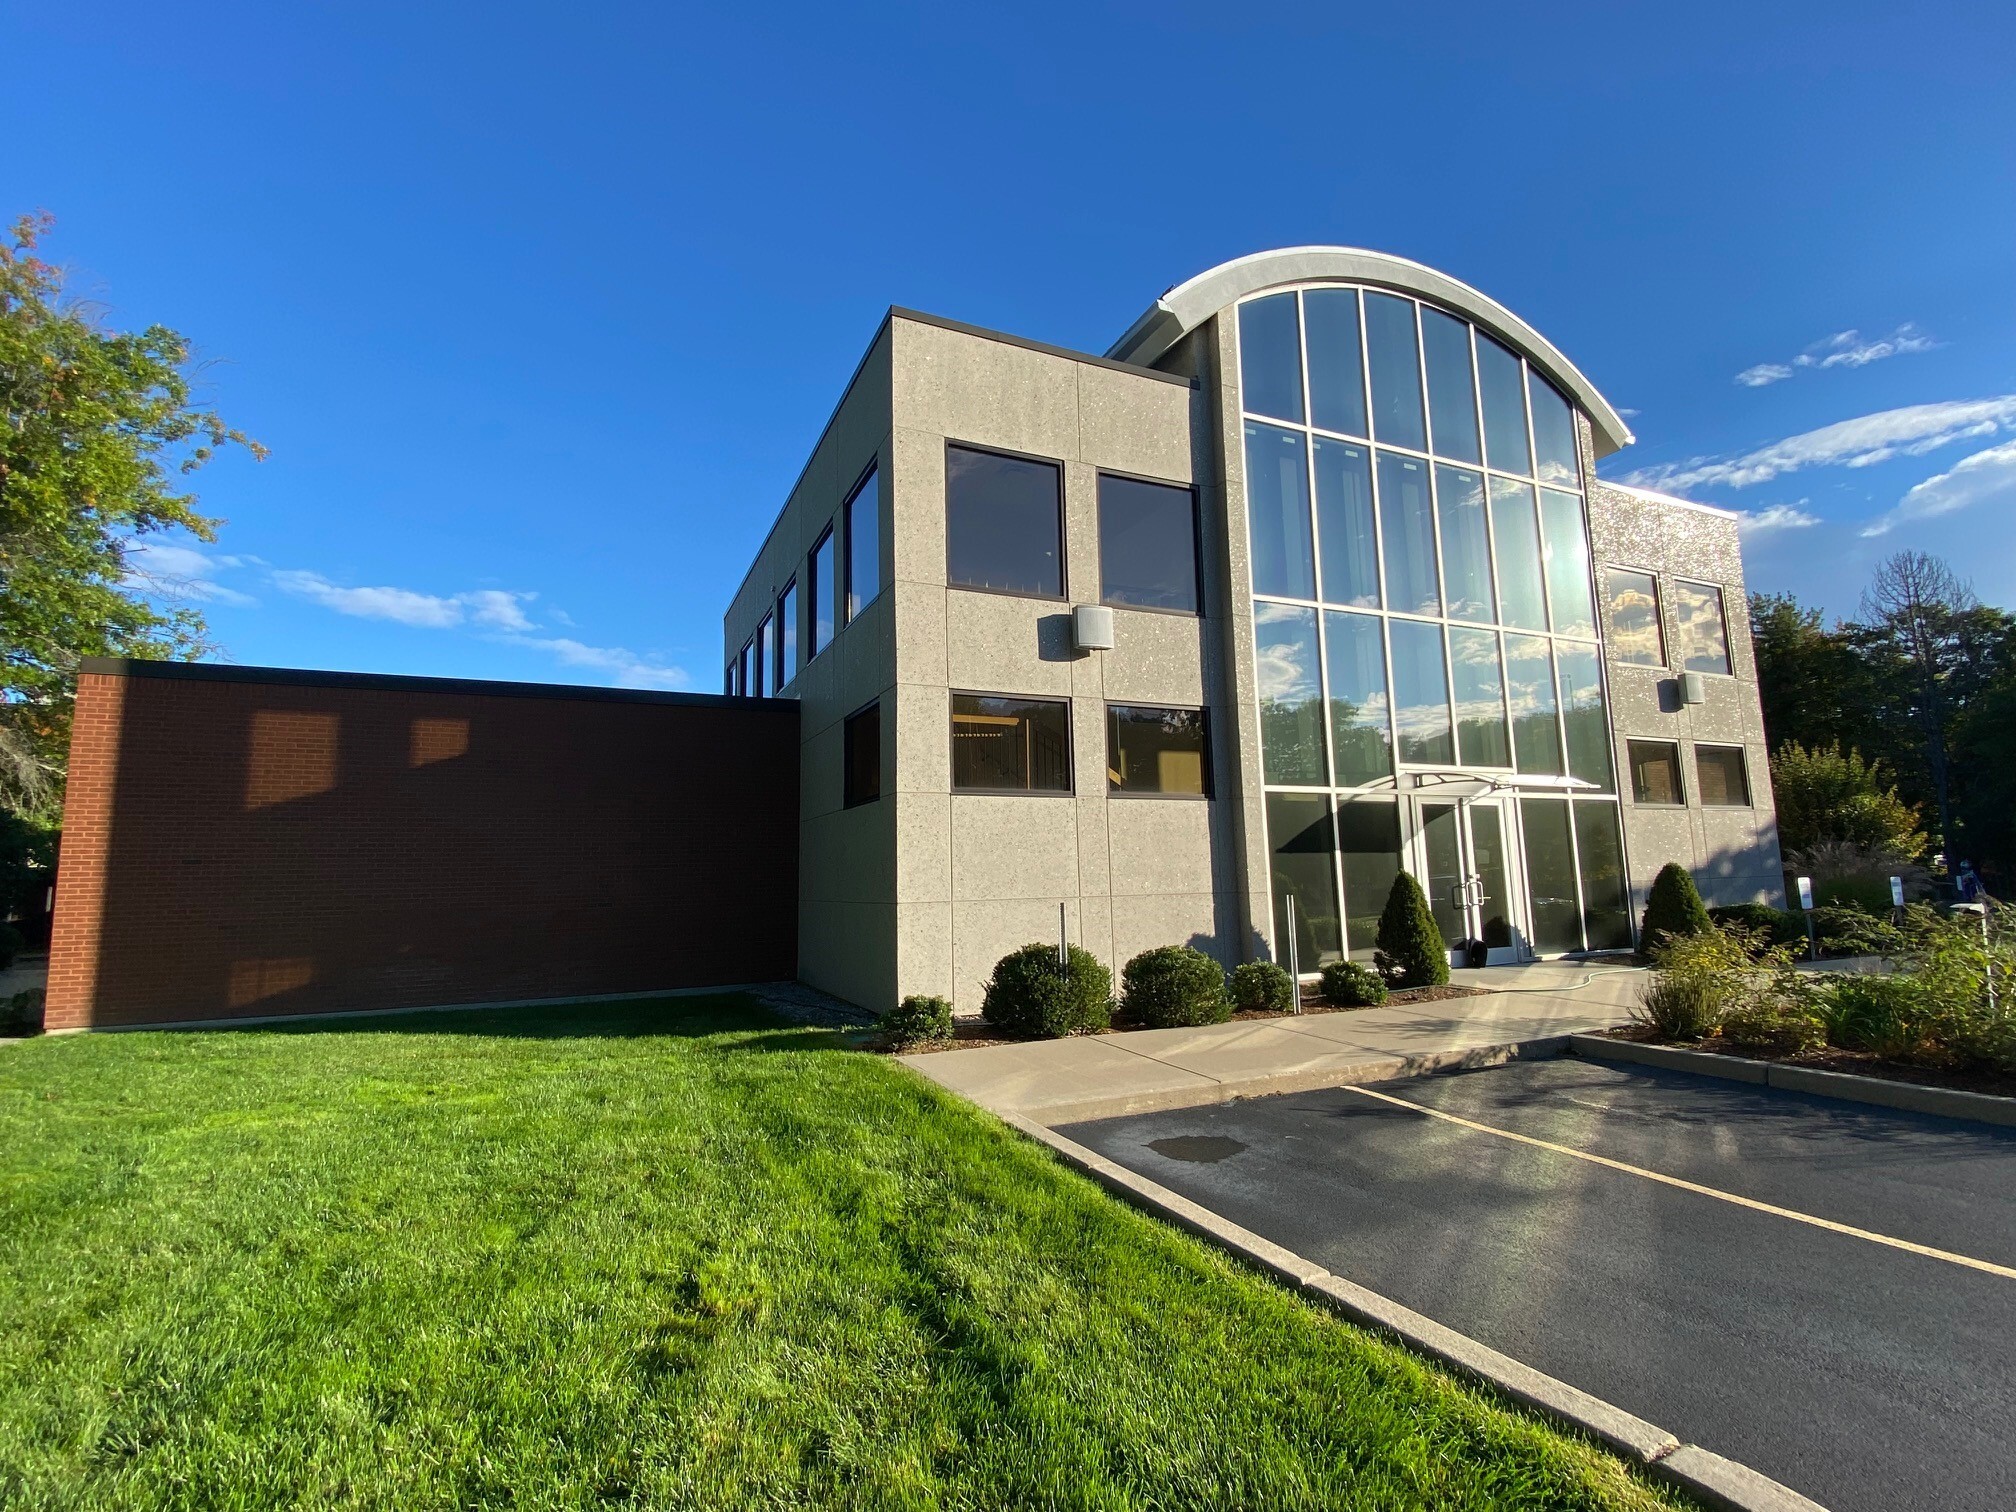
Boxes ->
[1230,960,1295,1014]
[876,994,953,1048]
[1374,872,1450,989]
[1320,959,1388,1007]
[1640,862,1712,950]
[981,943,1113,1039]
[1121,945,1230,1029]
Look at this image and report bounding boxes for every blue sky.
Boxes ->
[8,1,2014,690]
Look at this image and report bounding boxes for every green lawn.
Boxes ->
[0,996,1684,1510]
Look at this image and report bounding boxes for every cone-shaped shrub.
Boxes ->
[981,943,1113,1038]
[1121,945,1231,1028]
[1639,862,1712,950]
[1319,959,1388,1007]
[1373,872,1450,988]
[1230,961,1295,1014]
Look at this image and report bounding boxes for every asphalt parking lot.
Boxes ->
[1059,1056,2016,1512]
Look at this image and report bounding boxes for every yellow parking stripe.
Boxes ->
[1343,1083,2016,1281]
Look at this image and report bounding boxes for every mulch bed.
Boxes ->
[876,983,1491,1055]
[1599,1023,2016,1099]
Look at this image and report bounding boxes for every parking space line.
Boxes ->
[1343,1083,2016,1281]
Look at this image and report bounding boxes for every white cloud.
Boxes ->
[1737,502,1822,537]
[503,635,690,691]
[1734,324,1937,387]
[459,589,537,632]
[1618,395,2016,492]
[271,572,538,632]
[123,540,259,607]
[1860,439,2016,539]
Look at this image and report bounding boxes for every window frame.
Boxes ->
[808,525,837,660]
[944,441,1068,603]
[948,689,1075,796]
[1694,743,1753,808]
[1096,468,1204,617]
[776,578,798,687]
[1671,577,1734,678]
[1626,739,1687,807]
[1104,701,1213,800]
[842,462,880,625]
[843,699,881,809]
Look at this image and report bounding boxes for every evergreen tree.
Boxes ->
[1639,862,1712,949]
[1374,873,1450,988]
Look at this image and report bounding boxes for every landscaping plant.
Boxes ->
[1815,973,1931,1060]
[1374,872,1450,988]
[981,942,1113,1038]
[1637,863,1711,951]
[1320,959,1388,1008]
[1633,924,1759,1039]
[876,994,953,1048]
[1707,903,1806,952]
[1120,945,1230,1029]
[1229,960,1295,1014]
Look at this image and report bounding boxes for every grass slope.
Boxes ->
[0,997,1682,1510]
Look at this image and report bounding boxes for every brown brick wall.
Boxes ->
[45,662,800,1029]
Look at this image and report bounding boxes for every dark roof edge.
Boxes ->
[889,307,1195,388]
[81,657,797,711]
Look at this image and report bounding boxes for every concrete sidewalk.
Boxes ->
[902,961,1646,1124]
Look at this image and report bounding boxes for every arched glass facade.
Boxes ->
[1238,283,1632,966]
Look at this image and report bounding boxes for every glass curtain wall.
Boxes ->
[1238,284,1626,957]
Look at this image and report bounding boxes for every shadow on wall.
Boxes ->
[77,673,800,1028]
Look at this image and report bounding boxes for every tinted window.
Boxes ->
[1605,569,1664,666]
[1673,579,1732,675]
[951,694,1071,792]
[946,446,1063,598]
[1449,627,1510,768]
[1254,603,1326,784]
[1244,422,1315,599]
[1238,293,1304,424]
[1539,488,1596,639]
[844,701,881,807]
[1628,740,1684,805]
[1337,798,1403,961]
[1314,438,1377,608]
[1505,634,1562,775]
[1267,791,1341,968]
[754,616,771,698]
[1304,288,1367,438]
[1365,293,1426,452]
[1107,705,1210,795]
[1377,451,1439,617]
[1696,745,1752,807]
[845,466,880,619]
[810,529,836,655]
[1488,476,1547,632]
[1099,475,1198,612]
[1436,464,1493,623]
[1389,618,1454,764]
[1421,308,1481,463]
[1323,609,1392,787]
[777,581,798,683]
[1520,799,1582,953]
[1477,334,1531,476]
[1556,644,1613,792]
[1575,802,1633,950]
[1529,371,1580,486]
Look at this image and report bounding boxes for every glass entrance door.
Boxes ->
[1414,798,1525,965]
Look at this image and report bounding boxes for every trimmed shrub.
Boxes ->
[0,922,21,972]
[1708,903,1806,951]
[1122,946,1231,1029]
[1639,863,1712,950]
[1320,959,1388,1008]
[1811,905,1904,959]
[1374,873,1449,988]
[876,994,953,1048]
[982,943,1114,1039]
[1230,960,1295,1015]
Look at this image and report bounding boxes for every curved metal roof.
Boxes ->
[1106,246,1634,457]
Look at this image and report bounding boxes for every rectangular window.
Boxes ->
[1520,799,1583,953]
[1245,421,1315,599]
[754,615,773,698]
[740,640,755,697]
[951,693,1071,793]
[1304,287,1367,438]
[1605,569,1665,666]
[1099,474,1199,612]
[1672,579,1733,675]
[946,445,1063,598]
[1505,633,1563,775]
[1338,797,1403,961]
[1267,791,1341,969]
[1574,801,1633,951]
[1314,438,1378,608]
[1389,618,1454,765]
[777,580,798,684]
[1239,292,1304,424]
[1377,451,1439,617]
[1106,705,1210,796]
[1254,602,1326,784]
[1449,627,1511,768]
[1436,464,1493,623]
[810,528,836,656]
[844,701,881,807]
[845,466,880,620]
[1323,609,1392,786]
[1538,488,1596,639]
[1421,307,1481,464]
[1628,740,1685,805]
[1477,334,1531,477]
[1529,371,1581,487]
[1364,293,1426,452]
[1488,476,1547,632]
[1696,745,1752,807]
[1556,644,1614,792]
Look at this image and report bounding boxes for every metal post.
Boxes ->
[1285,895,1300,1014]
[1058,902,1068,970]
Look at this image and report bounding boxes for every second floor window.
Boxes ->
[1673,579,1732,675]
[809,527,836,656]
[845,465,880,620]
[946,445,1063,599]
[1098,474,1199,613]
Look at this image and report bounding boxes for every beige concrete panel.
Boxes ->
[895,792,953,904]
[800,805,896,906]
[893,682,951,794]
[889,426,948,589]
[1101,609,1207,705]
[891,318,1079,462]
[794,641,844,745]
[944,589,1076,697]
[1075,792,1111,897]
[1078,893,1115,980]
[799,899,895,1013]
[1062,460,1102,612]
[1619,805,1696,895]
[1606,665,1676,737]
[891,580,948,687]
[1076,364,1196,483]
[824,333,893,505]
[1106,799,1216,898]
[1698,808,1778,888]
[1110,892,1227,969]
[799,713,844,821]
[951,795,1080,902]
[952,897,1094,1009]
[893,900,954,1003]
[1683,683,1748,744]
[837,590,897,715]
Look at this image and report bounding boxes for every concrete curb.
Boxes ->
[1569,1034,2016,1128]
[1004,1112,1827,1511]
